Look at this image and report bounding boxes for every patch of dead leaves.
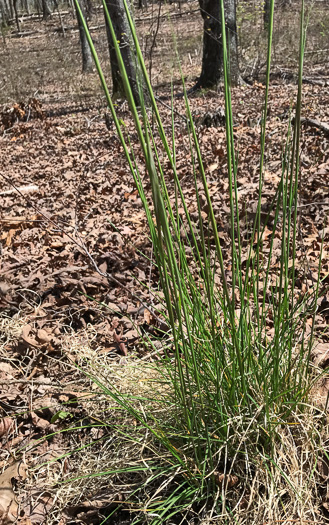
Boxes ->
[0,462,26,524]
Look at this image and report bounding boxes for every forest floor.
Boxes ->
[0,2,329,523]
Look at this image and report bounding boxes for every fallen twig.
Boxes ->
[0,184,39,196]
[300,117,329,136]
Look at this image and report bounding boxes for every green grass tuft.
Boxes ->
[67,0,328,522]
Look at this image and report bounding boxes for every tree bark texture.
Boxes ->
[138,0,147,8]
[104,0,140,104]
[7,0,14,19]
[0,0,11,26]
[197,0,240,88]
[75,0,94,72]
[23,0,30,16]
[42,0,51,19]
[198,0,222,88]
[224,0,239,86]
[13,0,20,30]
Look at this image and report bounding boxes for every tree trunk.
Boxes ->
[84,0,93,17]
[7,0,14,19]
[224,0,240,86]
[104,0,140,104]
[75,0,94,72]
[53,0,65,36]
[197,0,240,89]
[36,0,41,19]
[198,0,222,88]
[23,0,30,16]
[42,0,51,19]
[0,0,11,26]
[13,0,20,31]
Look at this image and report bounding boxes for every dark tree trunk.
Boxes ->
[198,0,222,88]
[13,0,20,31]
[104,0,140,104]
[84,0,93,17]
[7,0,14,20]
[53,0,65,36]
[35,0,41,19]
[25,0,30,15]
[75,0,94,72]
[0,0,11,26]
[42,0,51,19]
[197,0,240,89]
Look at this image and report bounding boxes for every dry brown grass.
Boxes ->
[1,314,328,523]
[40,330,329,523]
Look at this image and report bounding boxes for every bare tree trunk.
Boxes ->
[224,0,240,86]
[197,0,240,89]
[36,0,41,19]
[75,0,93,72]
[197,0,222,88]
[84,0,93,16]
[0,0,11,26]
[52,0,65,35]
[7,0,14,19]
[13,0,20,31]
[104,0,140,104]
[42,0,51,19]
[23,0,30,15]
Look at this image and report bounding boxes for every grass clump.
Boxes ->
[64,0,329,522]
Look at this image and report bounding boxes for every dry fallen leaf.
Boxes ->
[0,462,26,524]
[21,325,39,347]
[214,472,239,488]
[0,418,13,438]
[36,329,51,344]
[21,491,53,524]
[31,413,52,431]
[143,309,153,324]
[312,341,329,368]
